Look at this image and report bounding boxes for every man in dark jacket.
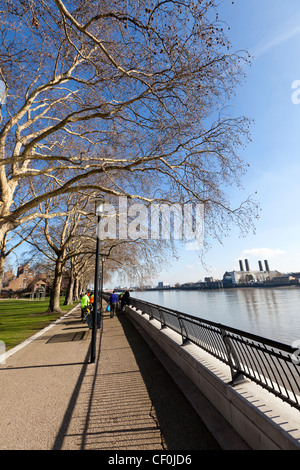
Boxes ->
[109,290,119,318]
[120,290,130,311]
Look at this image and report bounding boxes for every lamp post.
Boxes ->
[98,254,106,328]
[90,195,107,363]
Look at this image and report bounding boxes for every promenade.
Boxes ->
[0,303,235,451]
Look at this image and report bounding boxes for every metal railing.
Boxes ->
[126,297,300,412]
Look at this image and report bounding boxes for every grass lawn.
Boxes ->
[0,298,79,351]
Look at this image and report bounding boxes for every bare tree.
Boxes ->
[0,0,257,283]
[63,252,94,305]
[23,193,92,311]
[25,197,172,310]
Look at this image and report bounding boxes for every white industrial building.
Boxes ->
[223,259,283,286]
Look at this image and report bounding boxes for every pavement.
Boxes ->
[0,303,226,451]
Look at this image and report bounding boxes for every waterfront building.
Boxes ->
[223,259,283,286]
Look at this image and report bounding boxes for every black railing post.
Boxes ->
[158,308,166,329]
[177,314,188,345]
[221,329,246,386]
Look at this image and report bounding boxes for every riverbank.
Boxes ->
[137,283,300,292]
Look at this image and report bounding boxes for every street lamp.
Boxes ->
[98,254,106,328]
[90,195,108,363]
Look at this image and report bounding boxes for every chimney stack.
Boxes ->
[245,259,250,272]
[264,260,270,272]
[239,260,244,272]
[258,260,263,272]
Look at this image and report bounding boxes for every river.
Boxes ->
[132,287,300,346]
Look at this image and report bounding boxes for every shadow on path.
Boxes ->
[116,313,221,450]
[52,312,221,450]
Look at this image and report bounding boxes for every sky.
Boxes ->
[153,0,300,285]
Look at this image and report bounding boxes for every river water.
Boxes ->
[133,287,300,346]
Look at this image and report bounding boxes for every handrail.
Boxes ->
[125,296,300,412]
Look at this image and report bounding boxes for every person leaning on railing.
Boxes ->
[120,290,130,312]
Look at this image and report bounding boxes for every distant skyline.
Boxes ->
[151,0,300,286]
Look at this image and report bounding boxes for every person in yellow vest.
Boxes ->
[80,293,89,321]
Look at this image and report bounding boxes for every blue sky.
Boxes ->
[155,0,300,285]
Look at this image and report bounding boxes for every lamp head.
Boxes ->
[91,195,109,215]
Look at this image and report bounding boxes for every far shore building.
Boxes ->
[2,263,48,293]
[223,259,284,286]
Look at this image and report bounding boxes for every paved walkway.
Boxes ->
[0,304,224,450]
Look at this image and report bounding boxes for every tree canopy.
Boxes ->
[0,0,257,300]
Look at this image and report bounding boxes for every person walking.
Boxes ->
[120,290,130,312]
[109,290,119,318]
[81,292,90,321]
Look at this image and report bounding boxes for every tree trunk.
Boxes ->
[73,275,80,301]
[63,275,71,305]
[78,277,84,298]
[0,253,5,292]
[65,271,75,305]
[0,226,10,292]
[48,259,63,313]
